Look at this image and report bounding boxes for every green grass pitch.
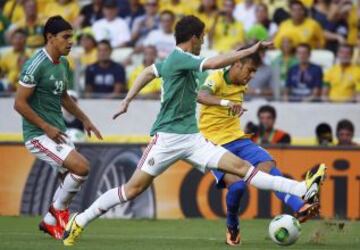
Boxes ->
[0,216,359,249]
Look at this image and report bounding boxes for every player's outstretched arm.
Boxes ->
[113,66,156,120]
[197,88,246,117]
[202,41,273,70]
[61,91,103,140]
[14,85,67,144]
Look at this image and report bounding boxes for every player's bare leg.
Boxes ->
[216,152,326,202]
[41,150,89,239]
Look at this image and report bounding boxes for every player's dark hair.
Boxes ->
[43,15,72,43]
[160,10,175,20]
[175,15,205,45]
[297,43,311,53]
[236,43,262,67]
[257,105,276,120]
[97,39,112,50]
[336,119,355,134]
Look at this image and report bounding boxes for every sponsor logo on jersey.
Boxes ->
[56,145,63,152]
[49,74,56,81]
[148,157,155,166]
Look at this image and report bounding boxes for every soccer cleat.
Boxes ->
[39,221,64,240]
[225,225,241,246]
[63,213,84,246]
[303,163,326,203]
[294,202,320,223]
[49,205,70,229]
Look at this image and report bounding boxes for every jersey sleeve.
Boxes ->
[152,61,163,77]
[200,73,218,93]
[19,59,41,88]
[176,52,207,72]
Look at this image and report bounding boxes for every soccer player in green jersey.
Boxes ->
[63,16,326,246]
[14,16,102,240]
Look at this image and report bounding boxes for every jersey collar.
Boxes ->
[223,69,232,85]
[42,48,60,64]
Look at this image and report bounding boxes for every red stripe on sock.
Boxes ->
[246,168,259,184]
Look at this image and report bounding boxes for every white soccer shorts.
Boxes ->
[25,134,75,174]
[138,132,228,176]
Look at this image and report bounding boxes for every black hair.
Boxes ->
[315,123,333,144]
[97,39,112,50]
[12,28,27,37]
[297,43,311,53]
[236,43,262,67]
[257,105,276,119]
[175,15,205,45]
[160,10,175,20]
[289,0,306,9]
[43,15,72,43]
[336,119,355,134]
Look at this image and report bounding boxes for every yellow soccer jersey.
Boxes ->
[128,64,162,95]
[199,69,248,145]
[324,64,360,102]
[274,18,325,49]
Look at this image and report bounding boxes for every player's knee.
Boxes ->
[73,158,90,177]
[233,158,252,177]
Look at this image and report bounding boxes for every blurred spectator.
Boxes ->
[131,0,160,47]
[247,3,278,41]
[249,105,291,144]
[3,0,25,24]
[0,12,10,47]
[284,43,323,102]
[85,40,126,98]
[271,37,298,99]
[160,0,193,19]
[247,50,274,98]
[233,0,256,32]
[311,0,348,54]
[274,0,325,49]
[353,31,360,65]
[322,44,360,102]
[208,0,245,52]
[78,29,98,67]
[196,0,218,33]
[269,0,290,25]
[6,0,45,49]
[62,90,86,142]
[128,46,161,98]
[315,122,333,146]
[143,10,176,59]
[92,0,131,48]
[0,29,31,92]
[44,0,80,24]
[123,0,145,30]
[336,119,358,146]
[75,0,103,29]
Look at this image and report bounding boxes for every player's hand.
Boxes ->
[228,102,247,117]
[43,124,68,144]
[252,41,273,52]
[113,99,130,120]
[83,119,103,140]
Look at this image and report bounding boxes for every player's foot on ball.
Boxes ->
[294,202,320,223]
[225,225,241,246]
[39,221,64,240]
[49,205,70,229]
[304,163,326,203]
[63,213,84,246]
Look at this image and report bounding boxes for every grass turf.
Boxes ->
[0,216,359,250]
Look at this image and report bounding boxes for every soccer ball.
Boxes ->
[268,214,301,246]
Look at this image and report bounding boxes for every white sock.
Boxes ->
[43,185,62,225]
[53,173,87,210]
[75,185,127,228]
[245,166,307,197]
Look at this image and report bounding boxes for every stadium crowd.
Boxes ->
[0,0,359,102]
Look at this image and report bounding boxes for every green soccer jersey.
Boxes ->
[19,48,71,142]
[150,47,207,136]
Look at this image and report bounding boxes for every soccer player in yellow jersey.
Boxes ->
[198,46,320,246]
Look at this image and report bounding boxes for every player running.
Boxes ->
[197,47,320,246]
[63,15,326,246]
[14,16,102,240]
